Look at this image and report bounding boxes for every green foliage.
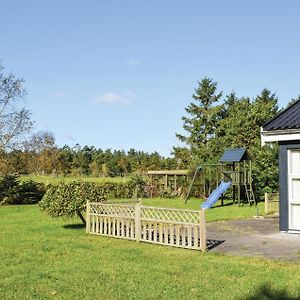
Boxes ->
[39,177,146,221]
[176,81,282,198]
[176,77,223,162]
[39,181,106,219]
[0,175,45,205]
[0,144,177,176]
[251,145,279,199]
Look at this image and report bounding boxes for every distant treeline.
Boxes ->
[0,144,178,177]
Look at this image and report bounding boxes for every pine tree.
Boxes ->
[176,77,222,162]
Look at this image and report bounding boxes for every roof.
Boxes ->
[219,148,247,162]
[263,100,300,131]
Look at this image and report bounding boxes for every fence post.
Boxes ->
[86,201,90,234]
[135,201,141,243]
[265,192,268,214]
[200,209,207,251]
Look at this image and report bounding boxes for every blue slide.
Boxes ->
[201,181,231,209]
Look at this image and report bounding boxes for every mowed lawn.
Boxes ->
[114,198,266,222]
[1,205,299,300]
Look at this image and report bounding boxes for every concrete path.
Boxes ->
[207,217,300,262]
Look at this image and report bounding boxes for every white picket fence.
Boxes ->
[86,201,207,251]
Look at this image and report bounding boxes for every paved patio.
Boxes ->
[207,217,300,262]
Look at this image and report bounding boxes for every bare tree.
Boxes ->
[0,64,33,150]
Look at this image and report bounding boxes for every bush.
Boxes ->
[0,175,45,205]
[39,177,146,224]
[39,181,106,223]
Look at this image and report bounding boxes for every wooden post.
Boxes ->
[221,163,224,206]
[135,202,141,243]
[265,192,268,214]
[150,175,153,198]
[165,175,168,191]
[200,209,207,251]
[86,201,90,233]
[238,162,241,205]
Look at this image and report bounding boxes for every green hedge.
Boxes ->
[39,181,106,221]
[39,176,146,223]
[0,175,45,205]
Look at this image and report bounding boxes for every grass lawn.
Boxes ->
[113,197,266,222]
[1,205,299,300]
[20,175,129,185]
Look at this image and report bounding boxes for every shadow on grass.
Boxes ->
[244,285,299,300]
[63,223,85,230]
[211,202,234,208]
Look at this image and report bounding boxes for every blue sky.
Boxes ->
[1,0,299,156]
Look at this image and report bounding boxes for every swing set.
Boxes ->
[185,148,256,206]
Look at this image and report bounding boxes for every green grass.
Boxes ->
[116,197,266,222]
[1,205,299,300]
[20,175,129,185]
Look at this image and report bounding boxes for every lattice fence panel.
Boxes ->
[90,203,135,219]
[87,202,206,251]
[140,206,199,224]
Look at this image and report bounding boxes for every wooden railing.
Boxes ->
[86,201,207,251]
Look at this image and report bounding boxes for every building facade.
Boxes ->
[261,100,300,232]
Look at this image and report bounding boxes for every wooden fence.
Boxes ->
[86,201,207,251]
[265,192,279,214]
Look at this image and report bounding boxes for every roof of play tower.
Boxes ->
[219,148,247,162]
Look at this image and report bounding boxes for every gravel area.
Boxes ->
[207,217,300,262]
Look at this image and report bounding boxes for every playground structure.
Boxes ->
[201,181,232,209]
[147,170,189,197]
[185,148,256,206]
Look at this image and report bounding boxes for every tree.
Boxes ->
[216,89,279,151]
[25,131,59,175]
[0,64,33,149]
[176,77,222,162]
[216,96,253,149]
[172,146,192,169]
[39,181,106,224]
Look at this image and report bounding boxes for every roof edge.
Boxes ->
[262,100,300,130]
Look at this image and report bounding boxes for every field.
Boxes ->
[1,204,299,300]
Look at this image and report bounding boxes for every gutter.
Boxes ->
[261,127,300,146]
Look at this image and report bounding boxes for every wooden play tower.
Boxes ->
[220,148,256,206]
[185,148,256,206]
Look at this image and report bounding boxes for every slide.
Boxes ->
[201,181,231,209]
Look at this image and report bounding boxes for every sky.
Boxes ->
[1,0,299,156]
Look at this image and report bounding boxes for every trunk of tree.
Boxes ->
[76,210,86,225]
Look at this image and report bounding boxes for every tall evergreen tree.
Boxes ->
[176,77,222,162]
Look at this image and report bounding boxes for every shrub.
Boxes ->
[39,181,106,224]
[0,175,45,205]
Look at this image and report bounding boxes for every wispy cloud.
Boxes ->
[94,91,137,105]
[126,58,141,66]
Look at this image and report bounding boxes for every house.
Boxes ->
[261,100,300,233]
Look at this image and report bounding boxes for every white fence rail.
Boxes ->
[86,201,207,251]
